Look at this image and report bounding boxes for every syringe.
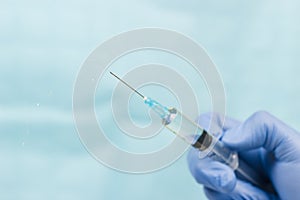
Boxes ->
[110,71,275,193]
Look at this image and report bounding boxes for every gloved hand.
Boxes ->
[187,111,300,200]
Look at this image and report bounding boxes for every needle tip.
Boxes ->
[109,71,145,99]
[110,71,120,80]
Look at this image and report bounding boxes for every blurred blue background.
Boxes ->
[1,0,300,199]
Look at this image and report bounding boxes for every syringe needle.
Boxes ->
[110,71,145,99]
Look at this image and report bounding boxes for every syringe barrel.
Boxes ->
[163,107,275,193]
[209,138,239,170]
[162,107,238,169]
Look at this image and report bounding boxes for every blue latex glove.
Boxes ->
[187,111,300,200]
